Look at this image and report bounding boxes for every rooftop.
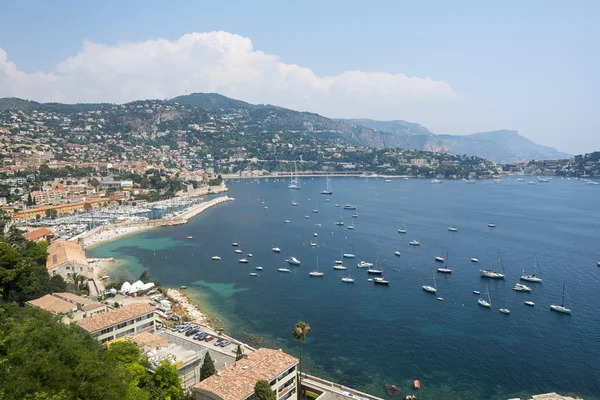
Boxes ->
[132,332,168,348]
[77,303,155,333]
[194,348,298,400]
[26,294,76,315]
[53,292,105,311]
[46,241,88,270]
[23,227,53,241]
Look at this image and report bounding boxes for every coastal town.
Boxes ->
[0,98,594,400]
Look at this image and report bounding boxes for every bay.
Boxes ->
[89,177,600,400]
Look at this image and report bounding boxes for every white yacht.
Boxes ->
[471,258,479,263]
[247,254,253,258]
[343,253,356,258]
[480,250,506,279]
[232,242,239,246]
[309,257,324,277]
[367,267,383,275]
[448,226,458,232]
[255,266,263,270]
[211,256,221,261]
[278,268,291,273]
[272,247,281,253]
[333,264,347,270]
[398,223,407,234]
[435,256,444,263]
[524,300,535,307]
[517,178,525,182]
[422,270,437,293]
[550,283,572,314]
[488,223,496,228]
[286,257,301,265]
[291,201,298,206]
[528,181,536,185]
[430,179,442,184]
[499,308,511,314]
[512,283,532,292]
[394,251,401,257]
[341,276,354,283]
[335,220,344,226]
[234,249,243,254]
[283,219,292,223]
[521,256,543,283]
[409,240,420,246]
[250,273,259,276]
[373,277,389,285]
[478,285,492,308]
[238,258,249,263]
[313,233,318,237]
[357,261,373,268]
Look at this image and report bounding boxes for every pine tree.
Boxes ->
[235,344,244,361]
[200,353,216,381]
[254,380,276,400]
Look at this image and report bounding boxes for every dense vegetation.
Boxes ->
[0,228,191,399]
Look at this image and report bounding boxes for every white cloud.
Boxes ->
[0,31,459,116]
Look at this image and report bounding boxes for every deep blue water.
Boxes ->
[90,178,600,399]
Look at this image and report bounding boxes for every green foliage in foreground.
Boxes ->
[200,352,216,381]
[0,304,186,400]
[254,380,276,400]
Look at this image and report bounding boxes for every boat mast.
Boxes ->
[562,283,566,307]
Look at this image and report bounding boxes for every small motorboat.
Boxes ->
[488,223,496,228]
[313,233,318,237]
[232,243,239,246]
[435,256,444,262]
[286,257,301,265]
[357,261,373,268]
[249,273,258,276]
[309,271,324,277]
[335,220,344,226]
[211,256,221,261]
[311,242,319,247]
[500,308,511,314]
[409,240,420,246]
[278,268,291,273]
[471,258,479,263]
[413,380,421,389]
[448,226,457,232]
[524,300,535,307]
[341,277,354,283]
[272,247,281,253]
[437,267,452,274]
[187,236,194,239]
[255,266,263,270]
[247,254,253,257]
[333,265,347,270]
[394,251,401,257]
[373,277,389,285]
[305,215,310,219]
[239,259,249,263]
[513,283,533,292]
[283,219,292,223]
[291,201,298,206]
[437,297,444,301]
[473,290,480,295]
[335,260,343,265]
[367,278,373,282]
[234,249,243,254]
[312,209,319,214]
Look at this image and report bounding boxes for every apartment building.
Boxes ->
[77,303,156,344]
[194,348,299,400]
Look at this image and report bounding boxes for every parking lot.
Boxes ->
[157,322,240,369]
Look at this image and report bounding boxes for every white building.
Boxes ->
[77,303,156,344]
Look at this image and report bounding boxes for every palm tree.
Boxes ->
[292,321,311,399]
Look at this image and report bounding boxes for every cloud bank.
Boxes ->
[0,31,459,118]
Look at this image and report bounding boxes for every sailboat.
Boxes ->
[347,219,355,230]
[480,250,506,279]
[334,252,347,270]
[448,226,458,232]
[343,242,356,258]
[550,283,572,314]
[520,256,543,283]
[478,284,492,308]
[422,270,437,293]
[287,161,301,190]
[341,271,354,283]
[437,253,452,274]
[320,176,333,195]
[398,223,407,234]
[373,259,390,285]
[309,256,324,277]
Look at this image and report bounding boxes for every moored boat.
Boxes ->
[211,256,221,260]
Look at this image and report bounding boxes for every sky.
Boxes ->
[0,0,598,154]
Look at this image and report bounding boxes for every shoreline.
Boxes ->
[80,195,234,249]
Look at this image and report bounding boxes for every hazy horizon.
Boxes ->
[1,1,598,154]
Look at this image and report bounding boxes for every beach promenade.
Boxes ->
[77,195,234,248]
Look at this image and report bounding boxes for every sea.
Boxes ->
[89,177,600,400]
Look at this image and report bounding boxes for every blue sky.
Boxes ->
[1,0,598,154]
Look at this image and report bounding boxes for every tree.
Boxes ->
[35,214,41,221]
[45,209,58,219]
[200,353,216,381]
[235,344,244,361]
[254,380,276,400]
[292,321,311,399]
[26,192,34,206]
[83,202,92,212]
[153,359,183,399]
[138,269,149,282]
[89,177,100,188]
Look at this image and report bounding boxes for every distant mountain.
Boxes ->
[172,93,258,115]
[341,118,433,136]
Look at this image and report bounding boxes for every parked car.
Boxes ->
[185,328,199,337]
[193,332,205,340]
[219,340,231,347]
[171,314,181,321]
[204,335,214,342]
[155,322,162,330]
[213,338,224,346]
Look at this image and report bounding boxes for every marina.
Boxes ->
[89,177,600,400]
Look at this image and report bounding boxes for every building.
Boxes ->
[12,197,111,221]
[194,348,299,400]
[46,240,93,279]
[26,292,107,322]
[109,190,131,201]
[23,227,54,242]
[31,189,64,205]
[77,303,156,344]
[100,180,133,190]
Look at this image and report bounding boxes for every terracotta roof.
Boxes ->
[52,292,101,308]
[13,198,110,217]
[24,227,53,241]
[194,348,298,400]
[77,303,155,333]
[27,294,76,315]
[46,241,88,270]
[132,332,168,348]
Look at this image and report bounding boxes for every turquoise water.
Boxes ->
[89,178,600,399]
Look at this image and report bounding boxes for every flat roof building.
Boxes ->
[77,303,156,344]
[194,348,299,400]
